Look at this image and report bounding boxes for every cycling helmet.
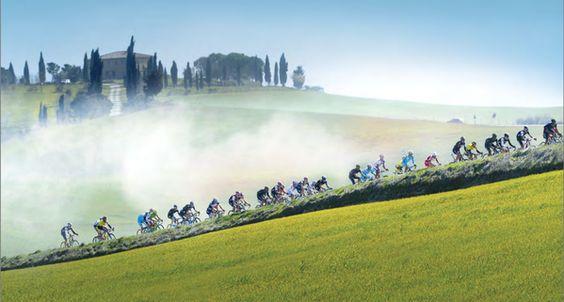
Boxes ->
[321,176,326,180]
[432,152,438,157]
[264,186,268,190]
[356,164,361,169]
[460,137,465,142]
[492,133,497,138]
[101,216,107,220]
[408,150,413,155]
[379,154,385,158]
[523,126,528,131]
[67,223,72,227]
[504,133,509,138]
[472,141,477,145]
[551,119,556,123]
[173,205,177,208]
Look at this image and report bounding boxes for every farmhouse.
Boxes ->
[100,51,151,80]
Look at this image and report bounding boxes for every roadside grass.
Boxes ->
[2,171,562,301]
[2,143,561,270]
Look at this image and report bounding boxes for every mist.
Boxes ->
[1,103,362,256]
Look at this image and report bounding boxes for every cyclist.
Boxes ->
[464,141,483,159]
[236,191,250,209]
[272,182,286,201]
[60,223,78,246]
[147,208,162,227]
[401,151,416,172]
[516,126,535,149]
[360,164,377,182]
[424,152,441,168]
[167,205,180,225]
[452,137,466,162]
[484,134,499,155]
[543,119,562,144]
[348,164,362,184]
[93,216,113,239]
[137,213,148,231]
[374,154,388,179]
[314,176,332,192]
[257,186,271,206]
[180,202,198,223]
[498,133,516,152]
[206,198,225,218]
[301,177,313,195]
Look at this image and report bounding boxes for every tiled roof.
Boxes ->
[101,51,151,59]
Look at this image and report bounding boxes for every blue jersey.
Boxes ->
[137,214,145,225]
[402,155,415,167]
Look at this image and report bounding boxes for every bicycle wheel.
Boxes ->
[108,233,116,240]
[92,236,101,243]
[70,239,80,247]
[194,217,201,223]
[60,241,67,248]
[156,224,164,230]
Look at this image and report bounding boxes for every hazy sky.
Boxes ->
[2,0,562,107]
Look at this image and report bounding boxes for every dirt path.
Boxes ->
[108,84,123,116]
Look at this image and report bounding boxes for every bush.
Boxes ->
[70,91,112,119]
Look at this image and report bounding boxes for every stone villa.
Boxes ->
[100,51,151,80]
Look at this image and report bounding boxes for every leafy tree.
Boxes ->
[8,63,16,84]
[82,52,89,82]
[170,61,178,87]
[57,94,65,123]
[235,62,242,86]
[279,53,288,87]
[61,64,82,83]
[38,52,46,85]
[264,55,271,85]
[273,62,279,86]
[292,66,305,89]
[23,61,30,85]
[199,72,204,89]
[125,36,138,100]
[222,65,227,84]
[205,58,212,86]
[163,67,168,88]
[46,62,60,83]
[88,49,103,94]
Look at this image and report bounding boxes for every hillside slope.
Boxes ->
[2,171,562,302]
[2,144,562,270]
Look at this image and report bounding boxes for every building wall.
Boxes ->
[101,57,150,80]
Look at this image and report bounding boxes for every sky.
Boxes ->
[1,0,562,107]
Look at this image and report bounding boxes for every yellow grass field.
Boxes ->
[2,170,562,301]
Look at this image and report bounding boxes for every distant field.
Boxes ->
[2,171,561,301]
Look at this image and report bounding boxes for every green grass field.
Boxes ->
[2,171,562,301]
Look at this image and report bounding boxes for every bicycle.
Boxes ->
[92,228,116,243]
[137,220,164,234]
[60,234,80,248]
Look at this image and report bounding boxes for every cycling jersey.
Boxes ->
[466,144,477,151]
[424,156,435,166]
[452,141,465,153]
[374,159,386,171]
[257,188,270,200]
[228,195,237,206]
[349,167,361,178]
[137,214,145,225]
[544,123,556,133]
[167,208,178,219]
[516,130,529,139]
[402,155,415,167]
[94,219,107,228]
[314,179,327,191]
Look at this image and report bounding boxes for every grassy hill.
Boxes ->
[2,144,561,270]
[2,170,562,301]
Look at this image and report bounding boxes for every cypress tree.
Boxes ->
[171,61,178,87]
[222,65,227,85]
[273,62,279,86]
[8,63,16,84]
[186,62,192,88]
[264,55,271,85]
[125,36,138,100]
[82,53,89,82]
[38,52,46,85]
[163,67,168,88]
[236,63,242,86]
[144,53,163,97]
[183,67,188,91]
[23,61,30,85]
[88,49,103,94]
[205,58,212,87]
[279,53,288,87]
